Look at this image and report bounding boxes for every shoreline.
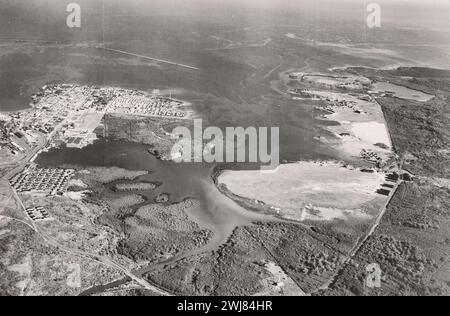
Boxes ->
[215,160,392,223]
[213,66,407,226]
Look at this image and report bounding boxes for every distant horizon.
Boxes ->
[1,0,449,29]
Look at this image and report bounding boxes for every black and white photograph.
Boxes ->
[0,0,449,300]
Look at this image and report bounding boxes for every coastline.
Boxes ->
[2,62,447,296]
[213,66,418,227]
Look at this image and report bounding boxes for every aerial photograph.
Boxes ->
[0,0,449,300]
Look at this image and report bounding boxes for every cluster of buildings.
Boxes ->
[291,89,374,117]
[360,149,383,164]
[5,85,92,142]
[107,94,187,119]
[10,166,75,196]
[1,124,19,155]
[320,94,361,110]
[376,173,400,197]
[0,120,30,158]
[288,89,321,100]
[319,98,363,115]
[9,84,187,147]
[2,84,190,153]
[289,72,371,91]
[25,206,51,221]
[0,121,9,142]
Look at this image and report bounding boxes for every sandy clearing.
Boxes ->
[65,191,90,201]
[299,205,373,222]
[0,228,11,236]
[7,254,33,295]
[304,88,393,160]
[351,121,392,147]
[219,161,387,222]
[68,179,88,189]
[254,261,307,296]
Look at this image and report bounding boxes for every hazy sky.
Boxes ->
[1,0,449,31]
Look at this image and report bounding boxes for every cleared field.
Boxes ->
[304,89,393,162]
[64,111,105,148]
[0,180,12,212]
[254,261,307,296]
[219,161,387,222]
